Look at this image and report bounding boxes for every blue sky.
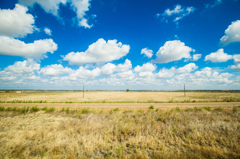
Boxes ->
[0,0,240,90]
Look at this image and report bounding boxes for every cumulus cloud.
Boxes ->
[133,63,156,72]
[115,59,132,72]
[156,67,176,79]
[233,54,240,63]
[156,4,195,24]
[101,59,132,76]
[0,4,36,38]
[152,40,193,63]
[204,49,233,62]
[19,0,94,28]
[229,63,240,71]
[101,63,116,76]
[0,36,58,59]
[63,38,130,65]
[68,67,101,80]
[44,28,52,36]
[71,0,93,28]
[141,48,153,58]
[38,64,73,76]
[4,59,40,74]
[220,20,240,45]
[19,0,68,16]
[192,54,202,61]
[133,63,156,78]
[176,63,198,73]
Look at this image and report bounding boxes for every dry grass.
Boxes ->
[0,107,240,159]
[0,91,240,103]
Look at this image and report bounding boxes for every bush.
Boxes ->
[203,106,211,111]
[149,105,154,110]
[31,106,40,112]
[126,89,130,92]
[0,106,5,111]
[42,107,48,111]
[174,107,181,112]
[60,107,65,112]
[113,107,120,111]
[82,107,89,114]
[6,107,13,111]
[46,107,56,112]
[184,108,193,112]
[214,107,223,111]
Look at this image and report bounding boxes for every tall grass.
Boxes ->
[0,106,239,158]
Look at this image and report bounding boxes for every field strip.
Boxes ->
[0,102,239,109]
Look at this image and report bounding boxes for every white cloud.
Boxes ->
[114,70,135,80]
[156,67,176,79]
[71,0,92,27]
[0,71,18,81]
[205,0,222,8]
[115,59,132,72]
[133,63,156,78]
[153,40,193,63]
[177,63,198,73]
[233,54,240,63]
[101,63,116,76]
[19,0,68,16]
[157,4,195,24]
[44,28,52,36]
[19,0,94,28]
[204,49,233,62]
[220,20,240,45]
[133,63,157,72]
[194,67,212,78]
[229,63,240,71]
[0,4,36,38]
[67,67,101,80]
[192,54,202,61]
[0,36,58,59]
[101,59,132,76]
[63,38,130,65]
[79,18,92,28]
[141,48,153,58]
[39,64,73,76]
[4,59,40,74]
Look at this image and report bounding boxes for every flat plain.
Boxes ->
[0,91,240,158]
[1,91,240,103]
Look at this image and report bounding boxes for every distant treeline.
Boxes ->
[0,90,240,93]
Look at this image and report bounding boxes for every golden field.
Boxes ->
[0,106,239,159]
[0,91,240,103]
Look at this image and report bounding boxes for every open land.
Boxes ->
[0,91,240,158]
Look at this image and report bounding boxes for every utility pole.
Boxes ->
[184,83,186,97]
[83,85,84,98]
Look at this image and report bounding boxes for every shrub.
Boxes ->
[203,106,211,111]
[42,107,48,111]
[6,107,13,111]
[126,89,130,92]
[174,107,181,112]
[46,107,56,112]
[66,107,70,114]
[113,107,120,111]
[82,107,89,114]
[149,105,154,110]
[31,106,40,112]
[60,107,65,112]
[123,109,133,113]
[0,106,5,111]
[193,107,201,111]
[184,108,193,112]
[214,107,223,111]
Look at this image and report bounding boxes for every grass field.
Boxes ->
[0,106,239,159]
[0,91,240,103]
